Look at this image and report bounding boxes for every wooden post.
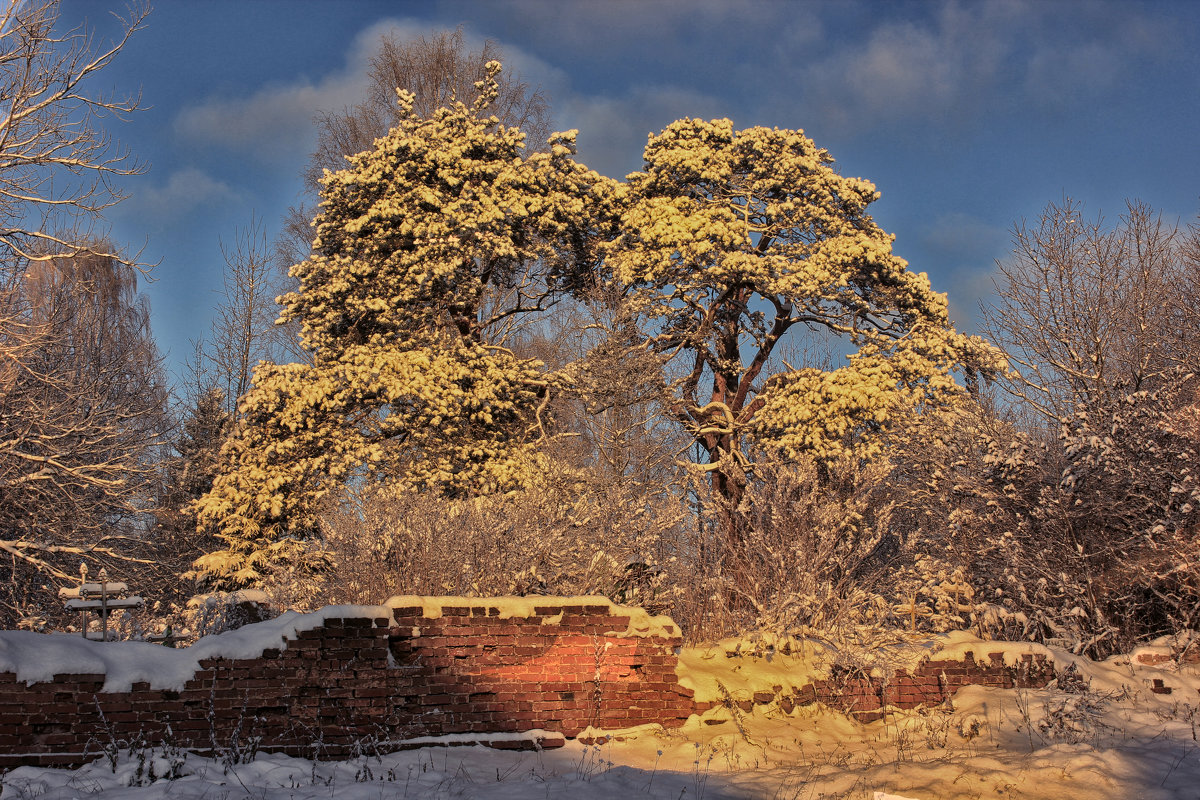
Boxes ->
[79,563,88,637]
[98,568,109,641]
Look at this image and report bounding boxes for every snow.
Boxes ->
[675,635,830,705]
[921,628,1057,669]
[0,605,390,692]
[3,630,1200,798]
[384,595,681,638]
[184,589,272,609]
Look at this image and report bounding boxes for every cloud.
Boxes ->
[172,17,574,169]
[116,168,238,223]
[172,18,426,165]
[560,86,726,179]
[174,81,354,164]
[790,0,1173,134]
[797,3,1013,130]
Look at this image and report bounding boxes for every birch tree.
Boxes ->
[1,248,166,625]
[0,1,157,625]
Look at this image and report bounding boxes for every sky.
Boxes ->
[57,0,1200,388]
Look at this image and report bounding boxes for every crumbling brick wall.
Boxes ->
[0,598,694,768]
[694,649,1056,723]
[1,596,1077,769]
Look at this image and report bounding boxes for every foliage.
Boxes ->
[606,117,1004,538]
[959,199,1200,655]
[667,445,981,644]
[279,26,552,277]
[713,452,897,638]
[179,42,1199,665]
[153,388,233,602]
[191,64,611,590]
[306,26,550,194]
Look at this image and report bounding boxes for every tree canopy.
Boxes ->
[190,64,611,589]
[608,119,1003,498]
[193,70,1001,589]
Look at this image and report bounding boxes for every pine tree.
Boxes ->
[190,64,611,590]
[606,119,1003,551]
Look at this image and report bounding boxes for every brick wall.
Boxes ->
[1,597,1071,769]
[694,649,1056,724]
[0,598,694,768]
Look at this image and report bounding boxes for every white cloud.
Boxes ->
[790,0,1171,134]
[798,3,1012,130]
[172,18,424,164]
[116,167,238,222]
[560,86,726,179]
[172,17,573,167]
[174,81,352,164]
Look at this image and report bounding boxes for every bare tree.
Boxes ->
[0,1,148,273]
[973,198,1200,655]
[1168,215,1200,362]
[201,216,292,413]
[1,247,167,626]
[541,287,687,492]
[984,198,1193,424]
[0,1,156,627]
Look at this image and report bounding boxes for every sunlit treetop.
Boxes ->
[283,61,616,359]
[607,117,1004,465]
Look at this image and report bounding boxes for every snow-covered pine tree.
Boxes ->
[605,118,1004,548]
[190,63,613,590]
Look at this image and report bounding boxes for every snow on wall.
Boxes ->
[384,595,680,638]
[0,605,390,692]
[677,632,1062,724]
[7,598,1153,769]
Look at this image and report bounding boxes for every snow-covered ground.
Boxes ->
[3,633,1199,800]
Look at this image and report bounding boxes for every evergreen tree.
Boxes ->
[190,64,610,590]
[606,118,1003,545]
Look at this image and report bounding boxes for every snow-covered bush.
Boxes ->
[895,375,1200,657]
[309,464,685,611]
[992,374,1200,655]
[661,450,905,642]
[181,590,277,638]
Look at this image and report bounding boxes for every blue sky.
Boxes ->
[63,0,1200,387]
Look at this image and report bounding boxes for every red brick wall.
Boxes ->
[1,598,1064,769]
[695,649,1056,723]
[0,600,694,768]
